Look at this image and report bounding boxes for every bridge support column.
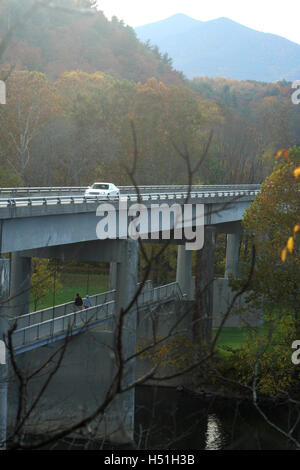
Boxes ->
[0,258,10,450]
[176,245,193,300]
[109,262,117,291]
[225,228,242,279]
[195,226,216,344]
[10,253,31,317]
[114,239,138,440]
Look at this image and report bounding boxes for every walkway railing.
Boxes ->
[11,301,115,351]
[11,281,182,353]
[136,281,183,305]
[10,290,116,330]
[10,280,153,329]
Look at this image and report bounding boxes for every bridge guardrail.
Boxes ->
[0,187,261,208]
[0,184,261,196]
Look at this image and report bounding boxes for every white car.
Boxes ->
[85,182,120,199]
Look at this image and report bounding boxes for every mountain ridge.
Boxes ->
[135,14,300,82]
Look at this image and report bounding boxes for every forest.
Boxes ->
[0,0,299,188]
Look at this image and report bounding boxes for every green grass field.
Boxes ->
[214,327,249,350]
[30,272,109,311]
[213,326,267,356]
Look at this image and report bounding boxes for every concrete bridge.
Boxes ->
[0,184,260,448]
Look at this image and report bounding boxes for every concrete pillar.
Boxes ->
[109,262,117,291]
[195,226,216,344]
[114,239,138,440]
[10,253,31,317]
[176,245,193,299]
[225,230,241,279]
[0,258,10,450]
[115,240,138,319]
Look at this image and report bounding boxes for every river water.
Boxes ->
[24,385,298,450]
[134,386,298,450]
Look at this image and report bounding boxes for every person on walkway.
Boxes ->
[83,294,92,309]
[74,293,83,311]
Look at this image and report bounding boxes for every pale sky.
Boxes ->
[97,0,300,45]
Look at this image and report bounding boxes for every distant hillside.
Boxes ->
[0,1,183,85]
[135,13,300,82]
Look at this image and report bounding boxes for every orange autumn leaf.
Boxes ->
[274,149,289,160]
[281,247,287,262]
[282,150,289,159]
[287,237,294,253]
[294,224,300,234]
[294,167,300,179]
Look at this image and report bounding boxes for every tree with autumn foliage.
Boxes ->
[240,146,300,329]
[31,258,62,311]
[113,78,221,185]
[0,70,60,184]
[222,147,300,397]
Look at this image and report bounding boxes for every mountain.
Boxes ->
[135,14,300,82]
[135,13,201,44]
